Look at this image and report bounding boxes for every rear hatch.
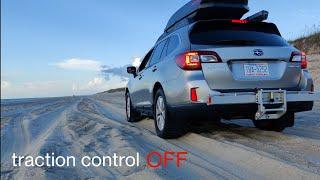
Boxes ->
[190,21,302,92]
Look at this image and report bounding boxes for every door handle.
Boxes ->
[152,66,157,72]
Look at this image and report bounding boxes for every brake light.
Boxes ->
[231,19,248,24]
[190,88,198,102]
[176,51,221,70]
[290,51,307,69]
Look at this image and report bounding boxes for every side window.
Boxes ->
[161,40,169,59]
[166,35,179,55]
[148,39,167,67]
[138,49,153,72]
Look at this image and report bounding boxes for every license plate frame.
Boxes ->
[244,63,270,77]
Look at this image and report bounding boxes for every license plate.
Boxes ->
[244,63,269,76]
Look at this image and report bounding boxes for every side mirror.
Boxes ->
[127,66,137,76]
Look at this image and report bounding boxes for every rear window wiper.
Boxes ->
[211,40,256,45]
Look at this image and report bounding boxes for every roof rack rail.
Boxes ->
[245,10,269,22]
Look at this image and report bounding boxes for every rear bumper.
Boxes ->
[207,91,319,105]
[169,101,314,120]
[168,91,318,120]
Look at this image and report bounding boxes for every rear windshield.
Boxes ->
[190,21,289,46]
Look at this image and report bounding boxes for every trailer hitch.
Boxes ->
[255,89,287,120]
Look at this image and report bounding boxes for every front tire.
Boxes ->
[126,93,141,122]
[253,113,295,132]
[154,89,186,139]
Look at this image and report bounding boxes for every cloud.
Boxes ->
[88,77,104,87]
[2,57,141,98]
[101,65,129,82]
[100,57,141,81]
[72,77,106,92]
[1,81,10,98]
[132,57,142,67]
[70,76,127,96]
[53,58,102,71]
[23,81,58,90]
[1,81,10,89]
[72,83,78,93]
[1,81,67,99]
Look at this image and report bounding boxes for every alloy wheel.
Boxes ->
[126,95,131,119]
[156,96,166,131]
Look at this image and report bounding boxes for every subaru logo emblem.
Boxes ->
[254,49,264,56]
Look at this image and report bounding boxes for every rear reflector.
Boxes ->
[301,52,308,69]
[190,88,198,102]
[176,51,221,70]
[290,51,308,69]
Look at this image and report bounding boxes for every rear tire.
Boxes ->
[154,88,187,139]
[126,92,141,122]
[253,113,294,132]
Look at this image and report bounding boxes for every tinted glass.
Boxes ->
[138,49,153,72]
[148,40,167,66]
[166,36,179,55]
[160,40,169,58]
[190,22,289,47]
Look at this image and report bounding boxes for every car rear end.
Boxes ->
[172,20,318,121]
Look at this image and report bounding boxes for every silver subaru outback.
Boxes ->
[125,18,318,139]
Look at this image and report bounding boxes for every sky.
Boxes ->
[1,0,320,99]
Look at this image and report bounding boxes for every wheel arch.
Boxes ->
[152,82,166,112]
[152,82,164,101]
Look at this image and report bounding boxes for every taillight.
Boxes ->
[176,51,221,70]
[290,51,307,69]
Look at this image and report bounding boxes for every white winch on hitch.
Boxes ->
[255,89,287,120]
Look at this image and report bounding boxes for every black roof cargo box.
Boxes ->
[165,0,249,32]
